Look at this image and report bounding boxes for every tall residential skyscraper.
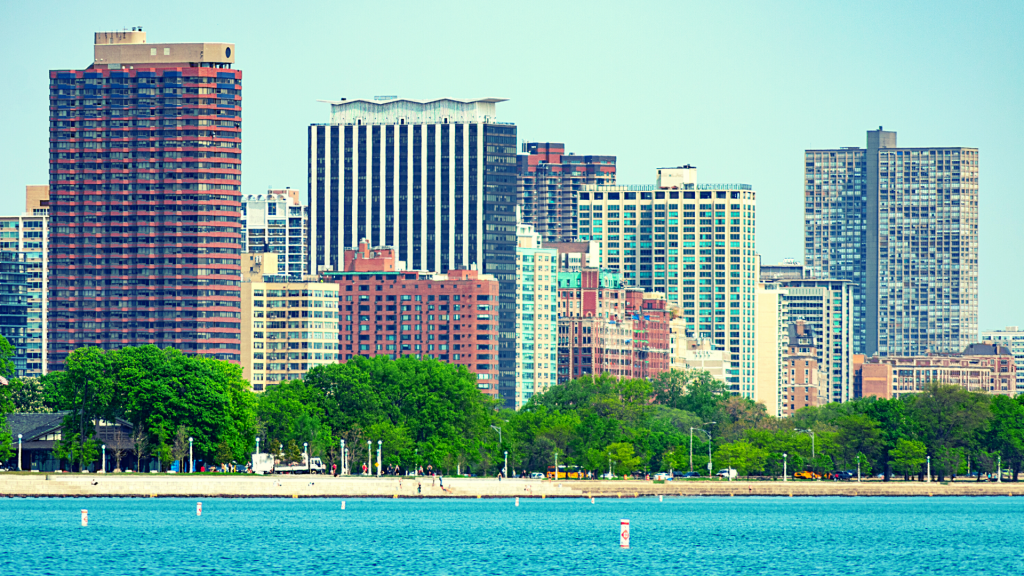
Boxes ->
[805,129,978,357]
[516,142,616,242]
[48,31,242,371]
[577,166,758,396]
[0,186,50,377]
[307,98,518,403]
[242,188,308,279]
[514,213,558,408]
[0,252,29,377]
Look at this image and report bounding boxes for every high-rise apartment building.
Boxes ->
[578,166,758,394]
[322,240,501,398]
[48,30,242,371]
[760,259,856,405]
[0,252,29,376]
[514,216,558,408]
[308,97,518,405]
[755,283,787,415]
[980,327,1024,395]
[517,142,615,242]
[0,186,50,377]
[240,254,339,391]
[242,188,308,279]
[805,129,978,357]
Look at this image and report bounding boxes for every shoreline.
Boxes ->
[1,475,1019,499]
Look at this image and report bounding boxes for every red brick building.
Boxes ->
[853,342,1018,399]
[557,268,670,382]
[324,241,500,397]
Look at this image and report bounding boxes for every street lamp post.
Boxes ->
[17,434,22,472]
[303,442,309,474]
[798,428,817,480]
[367,440,372,476]
[490,425,502,446]
[998,455,1002,483]
[783,453,788,481]
[503,451,508,478]
[377,440,382,477]
[688,422,716,473]
[189,437,194,474]
[554,450,559,481]
[926,455,931,483]
[101,444,106,474]
[255,436,260,455]
[340,439,345,475]
[856,453,861,483]
[608,454,613,479]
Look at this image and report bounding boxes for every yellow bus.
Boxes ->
[546,465,584,480]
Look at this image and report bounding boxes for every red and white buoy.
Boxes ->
[620,519,630,548]
[341,501,346,510]
[81,509,88,527]
[197,502,202,516]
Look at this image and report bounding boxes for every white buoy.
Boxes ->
[591,497,595,504]
[81,509,88,527]
[197,502,202,516]
[515,497,519,507]
[659,495,663,502]
[341,501,346,510]
[620,519,630,549]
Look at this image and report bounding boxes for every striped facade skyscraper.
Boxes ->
[307,98,518,403]
[48,30,242,371]
[805,129,978,356]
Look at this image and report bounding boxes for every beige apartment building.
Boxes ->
[515,214,559,408]
[754,283,788,416]
[668,317,731,383]
[241,254,340,391]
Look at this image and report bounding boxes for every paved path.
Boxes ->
[0,474,1019,498]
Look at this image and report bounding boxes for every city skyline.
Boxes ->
[1,1,1021,334]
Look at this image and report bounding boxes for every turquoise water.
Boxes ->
[1,497,1022,574]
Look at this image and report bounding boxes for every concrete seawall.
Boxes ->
[0,474,1020,498]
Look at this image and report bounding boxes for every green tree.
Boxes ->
[606,442,642,475]
[713,440,767,476]
[987,395,1024,481]
[909,383,991,481]
[44,347,115,471]
[10,377,52,413]
[891,438,927,479]
[654,370,729,422]
[283,439,303,464]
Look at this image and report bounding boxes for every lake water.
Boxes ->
[1,497,1022,574]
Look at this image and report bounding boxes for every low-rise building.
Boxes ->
[853,342,1018,399]
[323,240,501,398]
[668,320,731,383]
[980,327,1024,395]
[241,253,340,391]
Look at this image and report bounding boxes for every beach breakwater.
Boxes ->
[0,474,1020,498]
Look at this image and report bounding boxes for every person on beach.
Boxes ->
[439,475,444,488]
[417,482,422,494]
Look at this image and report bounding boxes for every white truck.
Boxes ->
[251,453,326,475]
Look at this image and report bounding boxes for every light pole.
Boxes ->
[304,442,309,473]
[797,428,817,479]
[608,454,613,478]
[255,436,260,455]
[554,449,559,481]
[783,453,788,481]
[17,434,22,471]
[367,440,372,476]
[998,455,1002,483]
[688,422,716,473]
[101,444,106,474]
[189,437,194,474]
[340,439,345,475]
[490,425,502,446]
[926,455,931,483]
[856,453,861,483]
[377,440,382,477]
[503,451,508,478]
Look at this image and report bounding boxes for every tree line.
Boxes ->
[4,342,1024,481]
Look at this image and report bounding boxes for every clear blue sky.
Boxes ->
[2,0,1021,332]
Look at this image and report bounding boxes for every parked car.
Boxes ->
[674,471,701,478]
[828,471,853,480]
[793,470,821,480]
[653,472,672,481]
[529,472,545,479]
[715,468,738,479]
[600,472,615,480]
